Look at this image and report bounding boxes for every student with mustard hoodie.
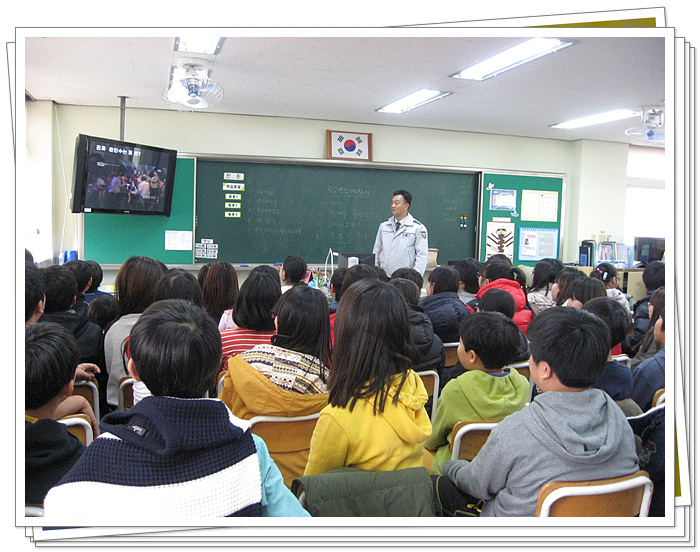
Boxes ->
[304,279,432,476]
[219,285,331,487]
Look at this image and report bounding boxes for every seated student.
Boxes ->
[474,260,532,336]
[25,261,45,326]
[63,259,93,320]
[526,258,564,316]
[131,268,206,406]
[424,312,530,475]
[87,294,119,331]
[104,256,165,412]
[279,255,308,293]
[453,258,482,305]
[630,286,665,371]
[330,264,380,345]
[624,260,665,356]
[441,289,529,390]
[219,271,281,370]
[561,276,607,308]
[421,265,469,344]
[200,261,239,330]
[39,265,105,377]
[391,266,424,294]
[25,323,87,506]
[220,284,331,398]
[304,280,432,476]
[219,285,330,487]
[478,289,529,362]
[388,278,444,373]
[434,307,639,517]
[551,266,587,306]
[44,299,310,518]
[631,306,666,412]
[154,268,203,306]
[590,262,632,313]
[83,260,110,304]
[328,267,347,313]
[581,297,642,416]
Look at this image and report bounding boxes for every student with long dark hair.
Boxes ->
[219,284,331,487]
[304,279,431,476]
[104,256,164,411]
[527,258,564,316]
[201,261,239,330]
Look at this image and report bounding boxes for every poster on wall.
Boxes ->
[485,221,515,261]
[520,190,559,222]
[489,188,517,212]
[518,227,559,261]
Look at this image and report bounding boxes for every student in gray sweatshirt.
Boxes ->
[437,307,640,517]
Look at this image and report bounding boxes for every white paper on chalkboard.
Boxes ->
[165,230,193,251]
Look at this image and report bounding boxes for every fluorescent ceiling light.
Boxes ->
[452,38,572,81]
[377,89,451,114]
[175,36,223,55]
[551,109,641,129]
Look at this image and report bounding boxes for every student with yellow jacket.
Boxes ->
[305,280,432,476]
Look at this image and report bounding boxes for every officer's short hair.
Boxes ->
[393,190,412,206]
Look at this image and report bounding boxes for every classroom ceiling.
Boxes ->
[23,34,666,146]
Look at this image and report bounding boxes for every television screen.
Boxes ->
[338,252,375,268]
[70,134,177,216]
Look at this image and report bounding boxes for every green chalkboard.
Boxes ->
[478,172,565,266]
[84,157,195,265]
[194,159,479,265]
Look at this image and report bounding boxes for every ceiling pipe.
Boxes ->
[118,96,128,140]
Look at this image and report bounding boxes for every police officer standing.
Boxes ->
[373,190,428,276]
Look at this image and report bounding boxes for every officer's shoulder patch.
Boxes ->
[421,230,427,238]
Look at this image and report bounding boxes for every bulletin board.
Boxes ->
[477,172,565,266]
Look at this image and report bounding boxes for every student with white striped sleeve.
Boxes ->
[44,299,308,518]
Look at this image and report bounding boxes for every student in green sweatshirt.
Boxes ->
[424,312,530,474]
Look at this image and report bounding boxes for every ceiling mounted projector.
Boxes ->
[624,106,665,147]
[163,61,223,111]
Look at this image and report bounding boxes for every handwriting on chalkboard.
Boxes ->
[327,185,371,197]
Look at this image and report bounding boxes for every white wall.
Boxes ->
[26,101,634,264]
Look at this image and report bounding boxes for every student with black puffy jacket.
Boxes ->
[420,265,469,344]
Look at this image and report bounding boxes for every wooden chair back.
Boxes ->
[72,380,100,421]
[535,470,653,517]
[652,388,665,407]
[416,370,439,421]
[449,420,499,461]
[58,413,94,446]
[117,376,134,412]
[249,413,321,488]
[443,342,460,368]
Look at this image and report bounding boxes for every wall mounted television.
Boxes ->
[70,134,177,216]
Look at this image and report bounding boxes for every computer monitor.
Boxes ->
[338,253,375,268]
[634,237,665,264]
